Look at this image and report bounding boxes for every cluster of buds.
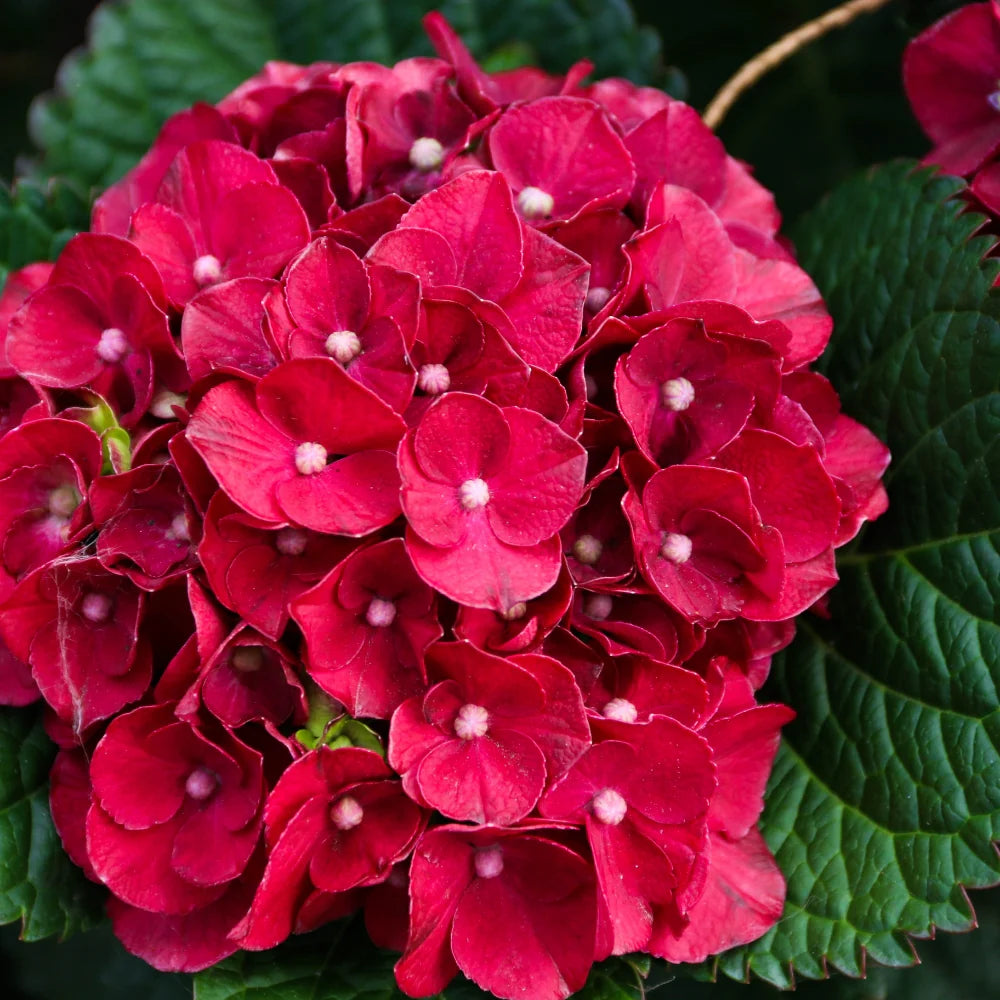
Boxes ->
[0,14,888,1000]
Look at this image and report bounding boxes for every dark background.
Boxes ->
[0,1,993,998]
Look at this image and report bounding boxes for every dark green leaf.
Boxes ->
[709,163,1000,986]
[0,177,88,291]
[0,706,104,940]
[193,924,404,1000]
[29,0,278,189]
[29,0,667,192]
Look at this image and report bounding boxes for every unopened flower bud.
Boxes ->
[295,441,328,475]
[409,136,445,172]
[330,795,364,830]
[458,477,490,510]
[454,703,490,740]
[324,330,362,364]
[366,597,397,628]
[97,328,128,364]
[193,254,223,287]
[517,186,554,219]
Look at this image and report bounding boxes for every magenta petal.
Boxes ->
[488,408,586,546]
[407,524,561,612]
[501,226,589,372]
[210,183,310,280]
[450,835,596,1000]
[651,828,785,963]
[256,358,405,454]
[182,277,279,381]
[400,170,524,302]
[7,284,105,387]
[235,797,326,950]
[128,203,198,307]
[276,449,401,535]
[490,97,635,220]
[284,237,370,332]
[411,392,511,485]
[367,227,459,288]
[86,803,225,915]
[395,829,470,996]
[416,728,546,824]
[172,804,260,885]
[107,881,251,972]
[186,380,290,522]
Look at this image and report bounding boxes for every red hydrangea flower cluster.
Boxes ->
[905,0,1000,234]
[0,14,889,999]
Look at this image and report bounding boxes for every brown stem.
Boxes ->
[702,0,895,130]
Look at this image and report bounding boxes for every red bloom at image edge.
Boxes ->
[0,9,892,996]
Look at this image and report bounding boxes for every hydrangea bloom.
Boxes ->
[0,13,889,999]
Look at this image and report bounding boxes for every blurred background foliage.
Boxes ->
[1,0,997,996]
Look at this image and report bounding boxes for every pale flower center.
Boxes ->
[989,87,1000,112]
[295,441,328,475]
[660,532,693,564]
[97,327,128,364]
[660,376,695,411]
[366,597,397,628]
[330,795,364,830]
[275,527,308,555]
[193,254,223,287]
[409,136,445,172]
[517,186,555,219]
[231,647,264,672]
[81,592,113,624]
[47,485,79,518]
[418,363,451,395]
[150,389,187,419]
[166,512,189,542]
[603,697,638,723]
[324,330,362,364]
[591,787,627,825]
[458,477,490,510]
[502,602,528,621]
[584,593,613,620]
[585,286,611,312]
[454,703,490,741]
[185,767,218,801]
[474,844,504,879]
[572,534,603,565]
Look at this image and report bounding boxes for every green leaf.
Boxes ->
[28,0,666,191]
[711,162,1000,986]
[194,924,405,1000]
[194,920,660,1000]
[0,706,104,940]
[28,0,278,190]
[0,178,89,291]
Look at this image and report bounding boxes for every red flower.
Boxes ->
[128,139,310,308]
[904,1,1000,175]
[86,703,264,915]
[234,746,426,951]
[539,716,715,955]
[623,464,783,624]
[292,538,442,720]
[6,234,178,423]
[389,641,590,825]
[399,393,586,611]
[397,824,598,1000]
[1,557,150,732]
[199,491,354,639]
[186,358,405,534]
